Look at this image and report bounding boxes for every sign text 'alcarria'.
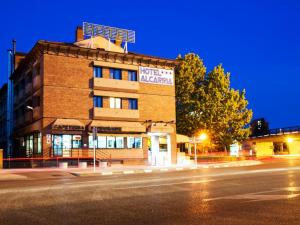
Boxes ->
[139,66,174,86]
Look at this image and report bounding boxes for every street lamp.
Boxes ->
[26,105,33,111]
[193,132,208,166]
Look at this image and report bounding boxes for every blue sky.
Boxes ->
[0,0,299,128]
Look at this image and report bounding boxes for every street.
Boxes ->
[1,159,300,225]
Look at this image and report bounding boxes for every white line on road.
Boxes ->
[102,172,113,176]
[123,170,135,174]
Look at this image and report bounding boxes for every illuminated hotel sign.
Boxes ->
[139,66,174,86]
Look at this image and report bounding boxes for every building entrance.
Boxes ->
[148,133,172,166]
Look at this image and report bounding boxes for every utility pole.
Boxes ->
[93,127,96,173]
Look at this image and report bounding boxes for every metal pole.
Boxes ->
[194,136,197,165]
[93,127,96,173]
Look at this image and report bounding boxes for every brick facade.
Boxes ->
[11,37,177,165]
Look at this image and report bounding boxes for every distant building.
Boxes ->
[9,24,177,165]
[250,118,269,137]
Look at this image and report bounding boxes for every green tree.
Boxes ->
[175,53,206,136]
[175,54,253,150]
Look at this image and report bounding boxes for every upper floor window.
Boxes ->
[128,70,137,81]
[109,97,121,109]
[93,96,103,108]
[110,68,122,80]
[128,98,138,110]
[93,66,102,78]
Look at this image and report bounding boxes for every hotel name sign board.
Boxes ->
[139,66,174,86]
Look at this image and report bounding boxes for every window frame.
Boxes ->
[93,66,102,78]
[110,68,122,80]
[128,70,137,81]
[94,96,103,108]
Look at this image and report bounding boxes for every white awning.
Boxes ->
[176,134,190,143]
[148,123,174,133]
[52,119,85,131]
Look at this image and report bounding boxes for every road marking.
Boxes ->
[214,165,220,168]
[160,168,169,172]
[101,172,113,176]
[203,165,210,168]
[123,170,135,174]
[113,179,214,190]
[190,166,197,170]
[176,168,184,171]
[144,169,153,173]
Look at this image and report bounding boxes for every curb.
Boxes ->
[71,161,261,177]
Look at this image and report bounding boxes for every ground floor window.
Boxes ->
[127,137,142,149]
[88,135,142,149]
[52,134,82,156]
[24,132,42,157]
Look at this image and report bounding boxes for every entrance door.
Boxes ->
[149,134,172,166]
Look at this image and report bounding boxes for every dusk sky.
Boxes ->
[0,0,299,128]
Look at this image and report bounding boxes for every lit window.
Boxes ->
[97,136,106,148]
[116,137,124,148]
[89,135,98,148]
[107,137,115,148]
[110,68,122,80]
[93,66,102,78]
[72,135,82,149]
[128,70,137,81]
[94,96,103,108]
[109,97,121,109]
[127,137,142,148]
[128,99,138,110]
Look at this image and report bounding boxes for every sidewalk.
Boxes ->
[0,160,262,179]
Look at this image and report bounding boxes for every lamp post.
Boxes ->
[193,132,208,166]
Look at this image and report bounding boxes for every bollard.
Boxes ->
[0,149,3,169]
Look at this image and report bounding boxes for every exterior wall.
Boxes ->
[288,141,300,154]
[254,142,274,157]
[11,41,177,165]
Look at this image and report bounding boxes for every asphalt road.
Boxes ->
[1,159,300,225]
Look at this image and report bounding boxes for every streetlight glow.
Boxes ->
[199,133,208,141]
[287,137,294,143]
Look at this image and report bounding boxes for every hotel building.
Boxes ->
[9,25,177,165]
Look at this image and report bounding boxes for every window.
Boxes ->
[128,70,137,81]
[93,66,102,78]
[94,96,103,108]
[128,99,138,110]
[97,136,106,148]
[89,135,127,149]
[116,137,124,148]
[110,68,122,80]
[72,135,82,149]
[109,97,121,109]
[127,137,142,149]
[52,134,82,156]
[107,137,115,148]
[33,133,42,155]
[88,135,97,148]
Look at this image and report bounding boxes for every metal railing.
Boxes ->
[250,125,300,138]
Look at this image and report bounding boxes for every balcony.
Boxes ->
[93,78,139,92]
[94,108,139,120]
